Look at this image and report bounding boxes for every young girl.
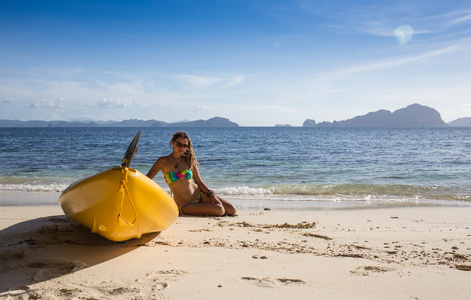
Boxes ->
[146,131,236,216]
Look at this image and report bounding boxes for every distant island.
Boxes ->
[447,117,471,127]
[303,104,449,127]
[0,117,239,128]
[2,104,471,127]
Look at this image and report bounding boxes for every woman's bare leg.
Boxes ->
[217,196,237,216]
[180,202,225,216]
[180,194,236,216]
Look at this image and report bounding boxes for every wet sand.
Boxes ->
[1,205,470,299]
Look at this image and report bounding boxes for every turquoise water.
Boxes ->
[1,127,471,209]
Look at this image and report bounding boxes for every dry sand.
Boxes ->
[1,204,470,299]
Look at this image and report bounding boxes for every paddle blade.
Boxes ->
[121,130,141,167]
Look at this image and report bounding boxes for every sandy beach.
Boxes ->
[1,203,470,299]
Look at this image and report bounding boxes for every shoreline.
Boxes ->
[0,191,61,206]
[1,205,470,299]
[2,190,471,211]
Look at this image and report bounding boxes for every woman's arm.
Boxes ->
[146,157,164,179]
[192,165,219,204]
[192,164,209,193]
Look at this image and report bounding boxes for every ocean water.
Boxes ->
[1,127,471,210]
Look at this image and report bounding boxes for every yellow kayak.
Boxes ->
[59,131,178,242]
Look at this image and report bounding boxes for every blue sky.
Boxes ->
[1,0,471,126]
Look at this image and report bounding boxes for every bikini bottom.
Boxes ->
[178,192,203,215]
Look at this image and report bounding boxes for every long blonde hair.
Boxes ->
[171,131,198,169]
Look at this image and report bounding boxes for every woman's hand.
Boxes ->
[210,193,222,205]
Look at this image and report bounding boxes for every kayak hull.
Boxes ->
[59,167,178,242]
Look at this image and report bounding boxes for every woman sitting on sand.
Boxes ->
[146,131,237,216]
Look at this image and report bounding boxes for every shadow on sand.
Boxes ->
[0,215,159,295]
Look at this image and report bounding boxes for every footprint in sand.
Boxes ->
[142,269,188,291]
[152,282,168,291]
[110,286,141,295]
[241,276,277,287]
[2,269,177,299]
[0,248,25,261]
[241,276,305,287]
[146,269,188,279]
[24,258,87,281]
[350,266,394,276]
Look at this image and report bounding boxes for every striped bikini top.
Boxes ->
[164,169,193,184]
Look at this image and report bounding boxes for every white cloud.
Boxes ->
[222,75,247,89]
[357,22,395,37]
[317,44,460,80]
[427,9,471,29]
[177,75,220,91]
[87,97,132,108]
[448,12,471,26]
[29,97,66,108]
[341,7,471,44]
